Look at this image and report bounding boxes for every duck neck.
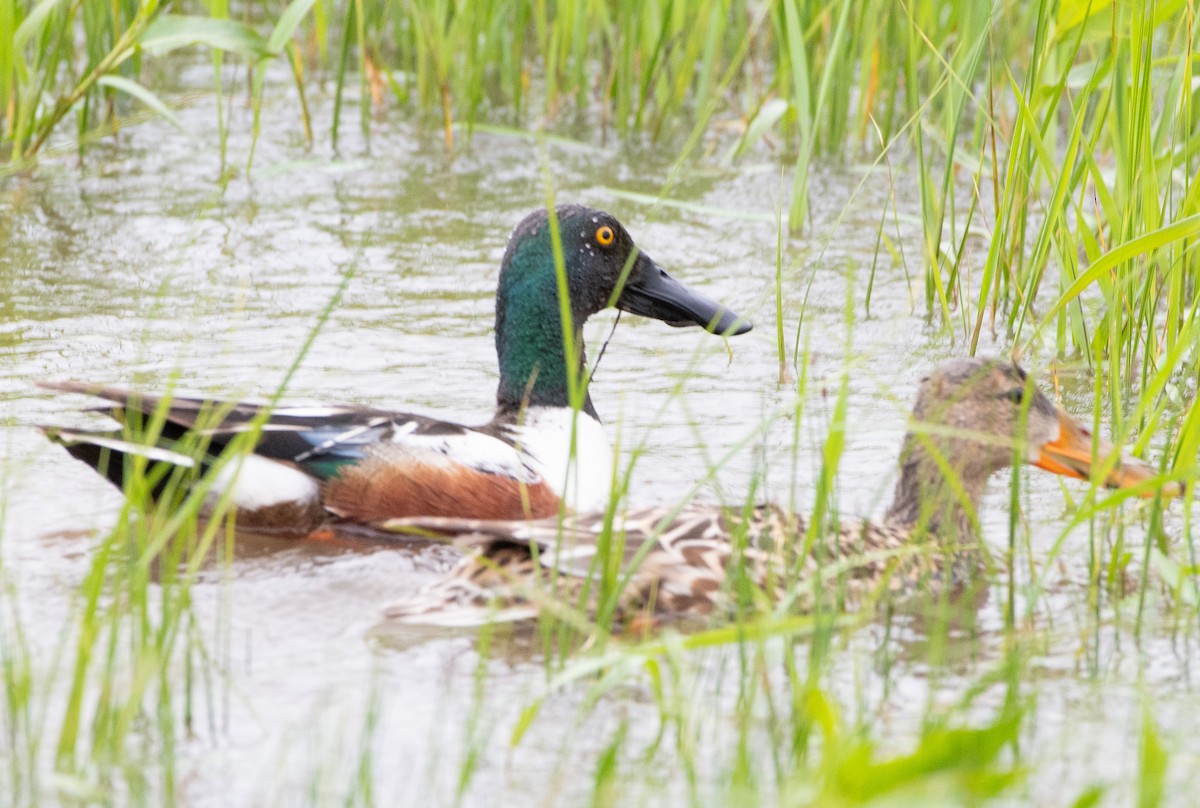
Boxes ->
[494,274,597,421]
[883,434,985,544]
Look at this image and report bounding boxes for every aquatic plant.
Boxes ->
[2,0,1199,804]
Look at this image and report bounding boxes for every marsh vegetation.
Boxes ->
[2,1,1199,805]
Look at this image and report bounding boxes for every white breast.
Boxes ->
[506,407,614,512]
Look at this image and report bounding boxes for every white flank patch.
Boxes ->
[507,407,614,512]
[205,454,321,512]
[387,428,541,483]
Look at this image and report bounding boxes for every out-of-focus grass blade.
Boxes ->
[1138,708,1168,808]
[266,0,317,55]
[1038,214,1200,326]
[139,15,268,59]
[13,0,63,51]
[96,75,188,135]
[722,97,788,164]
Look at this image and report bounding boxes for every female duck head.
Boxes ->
[885,357,1170,539]
[494,206,751,415]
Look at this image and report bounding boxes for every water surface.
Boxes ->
[2,68,1197,805]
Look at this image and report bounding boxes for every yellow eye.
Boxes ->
[595,225,615,246]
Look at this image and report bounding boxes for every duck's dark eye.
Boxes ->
[595,226,614,246]
[1002,387,1025,405]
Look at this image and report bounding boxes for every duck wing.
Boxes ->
[381,506,797,625]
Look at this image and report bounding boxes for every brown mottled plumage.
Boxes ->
[381,505,973,627]
[382,359,1176,627]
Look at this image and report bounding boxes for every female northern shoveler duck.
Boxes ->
[381,358,1177,626]
[40,206,751,533]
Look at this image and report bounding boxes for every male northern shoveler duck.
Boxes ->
[40,206,751,534]
[382,358,1178,626]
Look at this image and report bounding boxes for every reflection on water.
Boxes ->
[2,67,1197,805]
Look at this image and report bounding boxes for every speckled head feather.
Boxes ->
[497,206,639,322]
[493,205,750,417]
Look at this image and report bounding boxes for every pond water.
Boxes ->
[2,65,1198,805]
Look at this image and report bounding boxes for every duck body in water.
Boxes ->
[39,206,750,533]
[383,359,1176,626]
